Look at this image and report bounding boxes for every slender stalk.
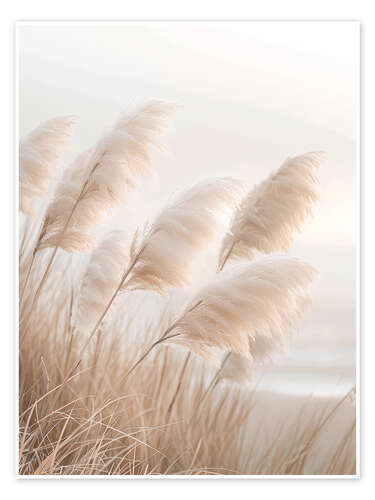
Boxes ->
[19,250,36,304]
[119,301,204,384]
[63,329,76,376]
[67,245,146,378]
[28,245,59,315]
[26,163,97,322]
[156,348,169,398]
[122,331,181,381]
[19,214,49,305]
[166,352,191,416]
[68,282,122,377]
[87,327,103,398]
[121,340,159,383]
[199,353,231,408]
[180,351,233,440]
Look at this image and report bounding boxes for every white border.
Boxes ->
[356,21,361,480]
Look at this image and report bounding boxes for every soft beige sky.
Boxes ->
[18,22,358,395]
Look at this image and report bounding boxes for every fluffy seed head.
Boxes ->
[163,256,317,363]
[38,101,176,253]
[19,115,78,214]
[219,152,322,268]
[125,177,246,295]
[75,231,130,333]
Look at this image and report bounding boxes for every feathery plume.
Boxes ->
[218,152,322,269]
[19,115,78,215]
[37,150,95,253]
[162,256,317,363]
[124,178,246,296]
[38,101,176,253]
[75,230,130,333]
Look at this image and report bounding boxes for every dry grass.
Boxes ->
[18,307,356,475]
[19,106,356,476]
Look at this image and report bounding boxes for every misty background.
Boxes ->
[18,22,358,397]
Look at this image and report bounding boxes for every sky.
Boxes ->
[18,22,359,396]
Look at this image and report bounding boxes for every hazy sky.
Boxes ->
[18,22,358,395]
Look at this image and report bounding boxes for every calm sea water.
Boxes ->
[254,348,355,397]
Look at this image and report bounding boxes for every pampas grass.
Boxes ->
[39,101,176,254]
[160,257,316,363]
[19,115,78,215]
[125,177,245,296]
[73,177,244,364]
[218,152,322,270]
[207,152,323,387]
[76,230,130,334]
[21,101,176,321]
[19,106,355,476]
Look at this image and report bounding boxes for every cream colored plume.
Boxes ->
[19,115,78,215]
[162,256,317,363]
[218,152,322,269]
[75,230,130,333]
[37,101,176,253]
[124,178,246,296]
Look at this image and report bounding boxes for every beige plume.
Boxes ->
[19,115,78,215]
[162,256,317,363]
[38,101,176,253]
[75,231,130,333]
[124,178,246,296]
[218,152,322,269]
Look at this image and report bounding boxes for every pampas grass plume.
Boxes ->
[19,115,78,215]
[76,230,130,333]
[219,152,322,268]
[38,101,176,253]
[125,177,246,296]
[163,256,317,363]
